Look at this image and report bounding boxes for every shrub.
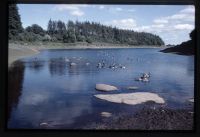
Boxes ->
[86,37,92,43]
[77,35,86,42]
[42,34,51,41]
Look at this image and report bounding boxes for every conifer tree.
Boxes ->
[9,4,23,39]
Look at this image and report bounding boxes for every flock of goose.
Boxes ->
[96,61,126,69]
[33,50,151,82]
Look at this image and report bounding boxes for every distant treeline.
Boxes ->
[9,4,165,46]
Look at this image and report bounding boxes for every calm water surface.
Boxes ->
[8,48,194,129]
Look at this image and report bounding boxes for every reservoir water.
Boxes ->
[8,48,194,129]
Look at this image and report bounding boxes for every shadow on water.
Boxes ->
[8,60,25,121]
[186,57,194,76]
[48,57,96,76]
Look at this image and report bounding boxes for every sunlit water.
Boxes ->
[8,48,194,129]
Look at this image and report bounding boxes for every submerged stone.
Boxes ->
[127,86,139,90]
[95,84,118,91]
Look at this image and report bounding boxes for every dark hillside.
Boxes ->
[160,29,195,55]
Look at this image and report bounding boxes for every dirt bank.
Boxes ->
[9,44,39,66]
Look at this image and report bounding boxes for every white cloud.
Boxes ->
[180,6,195,14]
[153,5,195,24]
[138,5,195,44]
[99,5,105,9]
[99,6,135,13]
[112,7,135,12]
[154,19,168,24]
[168,13,187,20]
[109,7,123,12]
[174,24,194,30]
[134,24,165,32]
[105,18,137,30]
[134,26,151,32]
[23,92,50,105]
[115,7,122,11]
[152,24,165,28]
[128,9,135,12]
[133,6,194,44]
[54,4,88,16]
[54,4,88,11]
[157,13,194,23]
[70,10,84,16]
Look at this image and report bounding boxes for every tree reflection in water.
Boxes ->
[8,60,25,121]
[26,59,45,72]
[48,58,67,76]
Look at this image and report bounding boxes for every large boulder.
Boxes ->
[95,84,118,92]
[94,92,165,105]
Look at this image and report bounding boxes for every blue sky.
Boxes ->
[17,4,195,45]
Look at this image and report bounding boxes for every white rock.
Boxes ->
[94,92,165,105]
[39,122,48,127]
[95,84,118,91]
[65,58,70,62]
[188,98,194,103]
[70,62,77,66]
[101,112,112,118]
[86,62,90,65]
